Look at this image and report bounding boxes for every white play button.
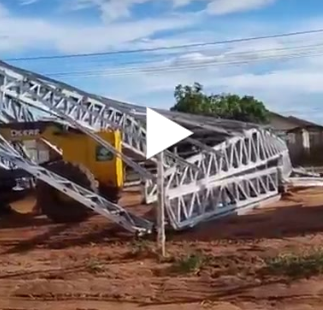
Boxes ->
[146,108,193,159]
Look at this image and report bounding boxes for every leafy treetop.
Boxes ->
[170,82,269,124]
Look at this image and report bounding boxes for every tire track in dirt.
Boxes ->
[2,188,323,309]
[1,277,323,304]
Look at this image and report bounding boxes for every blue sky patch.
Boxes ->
[0,0,323,122]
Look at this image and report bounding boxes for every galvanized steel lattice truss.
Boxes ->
[0,60,292,234]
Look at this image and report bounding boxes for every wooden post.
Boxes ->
[156,151,166,257]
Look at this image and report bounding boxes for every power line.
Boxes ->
[41,41,323,78]
[24,39,321,78]
[45,50,323,79]
[4,28,323,62]
[42,40,323,71]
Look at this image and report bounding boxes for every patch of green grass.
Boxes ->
[264,249,323,279]
[170,253,208,274]
[86,259,105,273]
[126,239,156,259]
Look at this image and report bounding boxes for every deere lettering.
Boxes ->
[10,129,40,137]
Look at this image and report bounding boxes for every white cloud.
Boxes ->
[172,0,195,7]
[86,29,323,122]
[0,3,9,16]
[115,65,323,121]
[19,0,39,4]
[7,0,323,122]
[55,0,279,22]
[206,0,276,15]
[66,0,151,22]
[0,4,197,54]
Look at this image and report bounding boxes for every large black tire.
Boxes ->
[98,184,122,203]
[0,168,17,192]
[36,160,98,223]
[0,168,16,216]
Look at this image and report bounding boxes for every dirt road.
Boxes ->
[2,188,323,309]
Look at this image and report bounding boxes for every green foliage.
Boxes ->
[265,250,323,279]
[171,82,269,124]
[170,253,207,274]
[86,259,105,273]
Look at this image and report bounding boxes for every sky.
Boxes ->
[1,0,323,123]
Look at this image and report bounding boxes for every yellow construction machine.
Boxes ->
[0,120,124,223]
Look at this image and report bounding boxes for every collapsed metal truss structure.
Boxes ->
[0,60,318,235]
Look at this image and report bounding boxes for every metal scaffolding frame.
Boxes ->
[0,60,320,235]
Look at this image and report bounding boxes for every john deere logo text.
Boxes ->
[10,129,40,137]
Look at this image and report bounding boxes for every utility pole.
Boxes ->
[156,151,166,257]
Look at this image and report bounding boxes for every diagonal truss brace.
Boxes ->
[0,61,302,233]
[0,68,201,178]
[0,133,153,235]
[0,69,151,174]
[145,128,291,205]
[0,94,35,123]
[0,96,37,170]
[167,166,281,229]
[0,66,209,204]
[162,128,290,228]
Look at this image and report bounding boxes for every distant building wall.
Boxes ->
[308,130,323,148]
[269,114,299,131]
[269,112,323,166]
[283,128,323,166]
[285,129,310,164]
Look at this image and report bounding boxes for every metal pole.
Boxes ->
[156,151,166,257]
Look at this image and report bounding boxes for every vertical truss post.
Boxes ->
[156,151,166,257]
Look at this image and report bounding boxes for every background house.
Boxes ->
[269,112,323,165]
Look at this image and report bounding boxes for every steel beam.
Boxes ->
[0,132,153,234]
[0,59,302,234]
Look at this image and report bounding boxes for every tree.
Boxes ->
[171,83,269,124]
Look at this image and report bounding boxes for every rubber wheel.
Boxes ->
[36,160,98,223]
[98,184,122,203]
[0,168,17,191]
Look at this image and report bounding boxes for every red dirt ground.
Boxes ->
[2,187,323,309]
